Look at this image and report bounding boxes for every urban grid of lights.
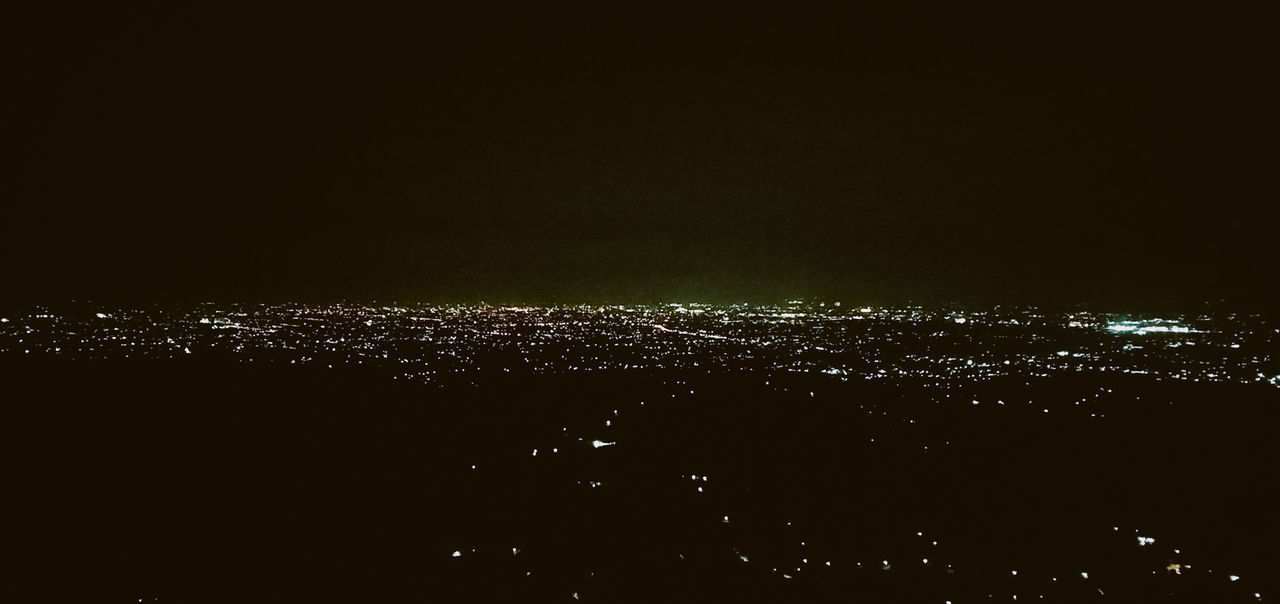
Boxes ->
[0,302,1272,389]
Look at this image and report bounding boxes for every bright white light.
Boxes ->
[1106,320,1203,335]
[1138,536,1155,546]
[452,550,461,558]
[1230,575,1240,582]
[591,440,615,448]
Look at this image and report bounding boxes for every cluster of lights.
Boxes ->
[0,303,1271,389]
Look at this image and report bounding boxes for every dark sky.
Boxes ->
[4,2,1277,307]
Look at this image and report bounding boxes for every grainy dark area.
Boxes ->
[5,1,1277,601]
[1,304,1276,602]
[3,2,1278,306]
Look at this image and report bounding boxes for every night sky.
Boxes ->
[5,2,1277,307]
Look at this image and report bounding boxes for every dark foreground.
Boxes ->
[4,358,1276,603]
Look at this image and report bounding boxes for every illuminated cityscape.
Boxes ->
[2,302,1274,601]
[3,302,1273,389]
[8,2,1277,602]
